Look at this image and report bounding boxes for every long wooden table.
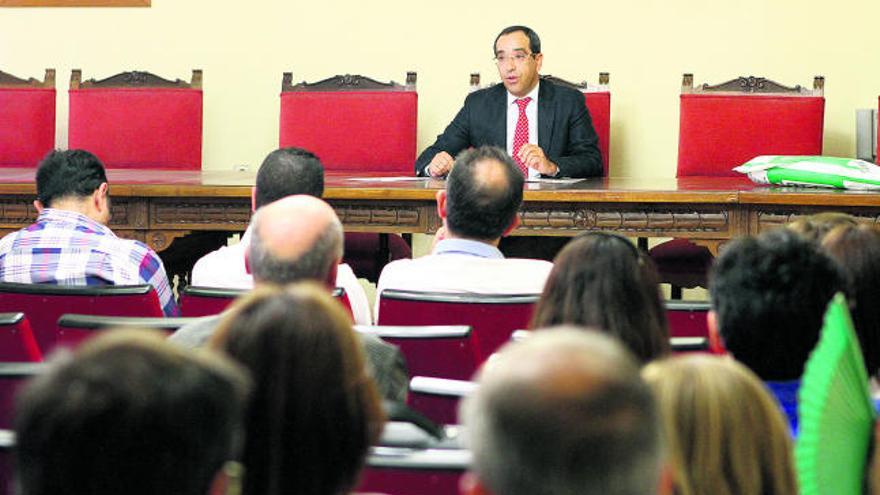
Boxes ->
[1,168,879,258]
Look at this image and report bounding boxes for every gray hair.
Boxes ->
[461,328,663,495]
[248,208,343,285]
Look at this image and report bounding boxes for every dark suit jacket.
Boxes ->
[415,79,602,178]
[168,314,410,403]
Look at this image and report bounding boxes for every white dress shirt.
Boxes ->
[506,81,541,178]
[190,227,372,325]
[374,238,553,319]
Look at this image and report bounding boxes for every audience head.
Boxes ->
[210,283,383,495]
[709,228,843,380]
[643,355,796,495]
[821,223,880,377]
[254,147,324,209]
[787,211,858,244]
[15,330,249,495]
[461,327,663,495]
[439,146,524,242]
[34,149,110,224]
[247,195,343,288]
[530,232,670,363]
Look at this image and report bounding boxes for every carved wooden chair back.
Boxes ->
[677,73,825,177]
[68,69,203,170]
[279,72,418,173]
[0,69,56,168]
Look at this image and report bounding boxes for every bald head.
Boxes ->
[248,195,343,286]
[446,146,523,241]
[462,328,662,495]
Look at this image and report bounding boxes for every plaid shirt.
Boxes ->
[0,208,179,316]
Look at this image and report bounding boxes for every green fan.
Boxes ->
[796,293,877,495]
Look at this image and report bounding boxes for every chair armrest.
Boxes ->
[410,377,478,397]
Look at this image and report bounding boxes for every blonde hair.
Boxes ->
[643,355,797,495]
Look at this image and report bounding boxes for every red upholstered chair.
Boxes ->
[0,69,56,168]
[180,285,351,317]
[68,69,203,169]
[665,300,711,338]
[0,363,44,430]
[280,72,417,173]
[357,447,469,495]
[179,286,246,317]
[408,376,477,426]
[280,72,416,281]
[355,325,478,381]
[0,282,163,354]
[56,314,203,349]
[651,74,826,297]
[0,313,42,362]
[470,72,611,175]
[377,289,539,362]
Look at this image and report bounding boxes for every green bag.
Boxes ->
[734,155,880,190]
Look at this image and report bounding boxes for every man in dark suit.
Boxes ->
[415,25,602,179]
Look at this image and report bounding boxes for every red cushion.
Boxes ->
[584,92,610,175]
[69,88,202,170]
[280,91,417,173]
[678,94,824,177]
[0,88,56,168]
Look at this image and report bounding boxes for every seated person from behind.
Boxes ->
[415,25,601,179]
[209,283,384,495]
[377,146,553,316]
[15,330,249,495]
[530,232,671,364]
[643,354,797,495]
[708,228,843,435]
[172,195,408,403]
[460,328,667,495]
[191,147,370,325]
[0,149,177,316]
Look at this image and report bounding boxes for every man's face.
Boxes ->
[494,30,543,98]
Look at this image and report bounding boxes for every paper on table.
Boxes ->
[346,177,431,182]
[525,177,586,184]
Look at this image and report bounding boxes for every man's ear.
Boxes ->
[500,214,521,238]
[33,200,44,214]
[436,190,448,221]
[325,257,340,290]
[459,472,493,495]
[707,310,726,355]
[94,182,109,212]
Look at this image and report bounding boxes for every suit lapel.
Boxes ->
[489,84,507,148]
[538,80,555,151]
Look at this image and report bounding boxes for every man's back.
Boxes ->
[0,208,177,316]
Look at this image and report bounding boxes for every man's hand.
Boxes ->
[427,151,454,177]
[518,144,559,176]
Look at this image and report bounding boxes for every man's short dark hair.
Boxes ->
[255,147,324,208]
[494,25,541,55]
[35,149,108,207]
[14,331,249,495]
[446,146,524,241]
[709,228,844,381]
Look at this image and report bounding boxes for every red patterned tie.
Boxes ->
[512,97,532,176]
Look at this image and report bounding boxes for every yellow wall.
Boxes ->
[1,0,877,177]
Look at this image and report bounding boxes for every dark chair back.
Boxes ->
[357,447,469,495]
[0,282,163,354]
[377,289,539,361]
[0,362,44,429]
[356,325,478,381]
[180,286,352,318]
[665,300,711,338]
[56,314,205,349]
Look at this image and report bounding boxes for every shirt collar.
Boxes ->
[433,238,504,259]
[38,208,113,235]
[507,79,540,106]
